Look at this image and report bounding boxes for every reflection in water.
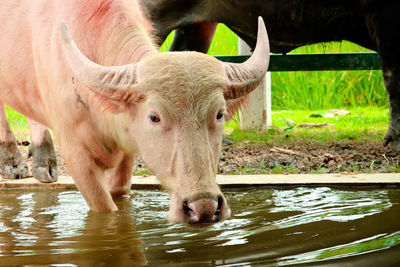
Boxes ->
[0,187,399,266]
[0,189,146,266]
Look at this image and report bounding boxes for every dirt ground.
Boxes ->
[217,142,400,174]
[130,141,400,176]
[25,141,400,178]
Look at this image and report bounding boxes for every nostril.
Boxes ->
[215,196,223,216]
[171,193,230,225]
[184,198,219,224]
[183,201,192,215]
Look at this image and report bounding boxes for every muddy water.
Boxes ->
[0,187,399,266]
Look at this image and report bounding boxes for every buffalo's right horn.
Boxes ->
[60,21,140,100]
[223,17,270,100]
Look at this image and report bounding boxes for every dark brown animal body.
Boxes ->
[141,0,400,150]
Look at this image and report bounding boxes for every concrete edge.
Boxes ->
[1,173,400,190]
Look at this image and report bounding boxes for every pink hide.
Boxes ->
[0,0,269,225]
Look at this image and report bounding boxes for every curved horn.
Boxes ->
[60,21,137,99]
[223,17,270,100]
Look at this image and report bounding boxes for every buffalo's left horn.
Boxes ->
[60,21,139,100]
[223,17,270,100]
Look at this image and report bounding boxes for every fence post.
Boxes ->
[238,38,271,130]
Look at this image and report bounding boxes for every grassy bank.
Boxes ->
[225,106,388,145]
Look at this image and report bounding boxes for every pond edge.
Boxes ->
[1,173,400,190]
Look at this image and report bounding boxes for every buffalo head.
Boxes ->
[61,17,270,225]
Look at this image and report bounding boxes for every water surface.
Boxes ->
[1,187,399,266]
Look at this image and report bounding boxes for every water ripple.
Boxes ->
[0,187,399,266]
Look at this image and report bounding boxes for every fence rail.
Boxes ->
[215,52,381,71]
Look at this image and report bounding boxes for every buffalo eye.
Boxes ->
[149,113,160,123]
[216,111,224,120]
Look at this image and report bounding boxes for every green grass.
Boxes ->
[225,106,388,145]
[5,106,29,140]
[272,42,386,110]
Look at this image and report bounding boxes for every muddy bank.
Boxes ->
[218,142,400,174]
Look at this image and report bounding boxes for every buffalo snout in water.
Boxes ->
[184,198,219,224]
[170,191,230,226]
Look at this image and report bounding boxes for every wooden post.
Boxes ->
[238,38,271,130]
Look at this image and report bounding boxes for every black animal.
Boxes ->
[141,0,400,151]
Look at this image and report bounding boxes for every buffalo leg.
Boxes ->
[58,136,117,212]
[382,67,400,151]
[0,103,29,179]
[27,119,58,182]
[107,153,134,198]
[364,3,400,151]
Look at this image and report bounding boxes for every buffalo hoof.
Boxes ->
[389,140,400,152]
[0,141,29,179]
[383,130,400,152]
[29,142,58,183]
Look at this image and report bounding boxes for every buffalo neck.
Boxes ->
[70,0,157,67]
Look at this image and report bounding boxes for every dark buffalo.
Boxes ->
[141,0,400,151]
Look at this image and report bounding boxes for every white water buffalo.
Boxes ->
[0,0,270,225]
